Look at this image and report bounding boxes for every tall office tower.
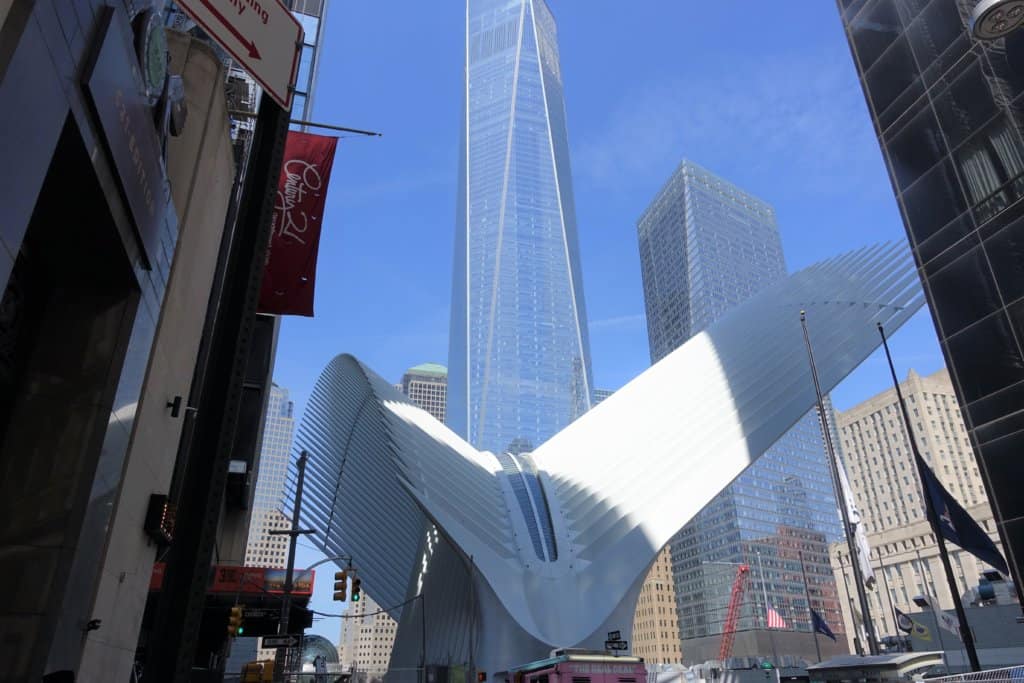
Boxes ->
[638,160,845,662]
[225,384,297,669]
[337,593,399,679]
[447,0,594,455]
[837,1,1024,599]
[593,388,614,405]
[831,368,1006,647]
[400,363,448,423]
[244,385,296,569]
[633,548,684,664]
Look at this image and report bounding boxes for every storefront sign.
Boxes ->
[258,131,338,316]
[82,7,168,269]
[149,563,315,595]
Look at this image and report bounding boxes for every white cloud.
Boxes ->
[589,313,645,331]
[572,51,885,202]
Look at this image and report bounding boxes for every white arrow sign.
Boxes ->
[176,0,303,110]
[262,634,300,648]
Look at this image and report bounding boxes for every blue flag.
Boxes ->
[811,608,836,641]
[916,453,1009,575]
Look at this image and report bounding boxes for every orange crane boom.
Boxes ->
[718,564,751,661]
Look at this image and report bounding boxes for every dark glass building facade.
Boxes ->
[838,0,1024,596]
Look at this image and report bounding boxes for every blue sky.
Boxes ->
[276,1,946,641]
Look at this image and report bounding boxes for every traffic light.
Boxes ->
[351,576,362,602]
[228,605,245,637]
[333,570,348,601]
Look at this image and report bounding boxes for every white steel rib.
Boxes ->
[294,243,923,675]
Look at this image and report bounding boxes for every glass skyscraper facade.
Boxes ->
[447,0,594,455]
[227,384,297,670]
[248,384,296,535]
[289,0,328,124]
[837,0,1024,600]
[638,161,844,646]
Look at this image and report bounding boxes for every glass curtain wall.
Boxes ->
[638,161,845,642]
[447,0,594,456]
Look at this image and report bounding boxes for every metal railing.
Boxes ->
[923,665,1024,683]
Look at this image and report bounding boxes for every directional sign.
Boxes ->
[176,0,303,109]
[607,630,621,642]
[262,634,300,648]
[605,640,628,651]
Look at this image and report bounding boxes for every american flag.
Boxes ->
[766,606,788,629]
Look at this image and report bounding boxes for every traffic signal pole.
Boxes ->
[273,449,314,682]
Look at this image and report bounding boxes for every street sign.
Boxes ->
[605,640,628,651]
[262,634,300,648]
[607,630,621,641]
[175,0,303,109]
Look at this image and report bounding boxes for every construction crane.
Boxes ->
[718,564,751,662]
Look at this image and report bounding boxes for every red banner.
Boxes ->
[258,131,338,316]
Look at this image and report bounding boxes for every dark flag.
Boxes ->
[811,609,836,642]
[895,607,914,633]
[916,453,1009,575]
[258,131,339,316]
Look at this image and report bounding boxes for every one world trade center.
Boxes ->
[447,0,594,455]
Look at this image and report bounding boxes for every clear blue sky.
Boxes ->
[277,1,946,642]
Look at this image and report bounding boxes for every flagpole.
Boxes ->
[800,312,879,655]
[916,549,956,673]
[877,323,980,671]
[799,550,823,662]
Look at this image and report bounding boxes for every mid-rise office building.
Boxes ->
[447,0,594,455]
[245,385,297,569]
[338,593,398,680]
[638,160,845,662]
[832,368,1007,650]
[837,0,1024,598]
[400,363,448,423]
[633,548,684,663]
[229,385,297,666]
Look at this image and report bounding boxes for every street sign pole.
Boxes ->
[274,450,310,683]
